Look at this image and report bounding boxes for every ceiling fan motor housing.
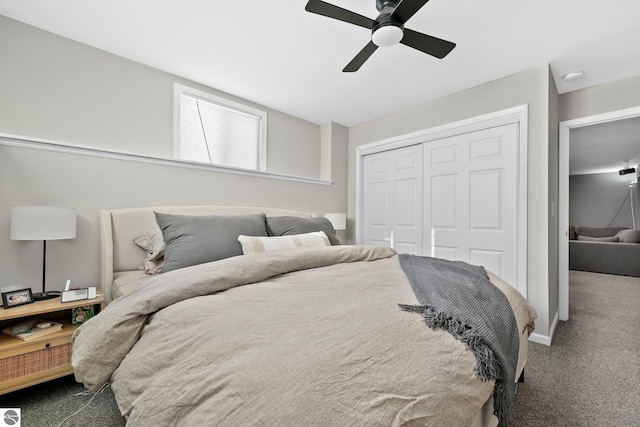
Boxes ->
[376,0,398,12]
[372,1,404,47]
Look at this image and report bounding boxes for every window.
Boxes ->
[174,84,267,171]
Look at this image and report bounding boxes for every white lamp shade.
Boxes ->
[324,213,347,231]
[10,206,77,241]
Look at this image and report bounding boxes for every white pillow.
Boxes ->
[238,231,331,254]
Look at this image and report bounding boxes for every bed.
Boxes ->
[72,205,536,427]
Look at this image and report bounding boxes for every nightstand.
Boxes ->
[0,294,105,394]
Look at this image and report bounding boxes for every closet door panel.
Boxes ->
[424,123,519,286]
[363,144,423,254]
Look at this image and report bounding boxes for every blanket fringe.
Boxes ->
[398,303,509,427]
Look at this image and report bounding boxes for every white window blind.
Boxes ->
[175,85,266,171]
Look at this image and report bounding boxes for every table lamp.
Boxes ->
[324,213,347,231]
[10,206,77,301]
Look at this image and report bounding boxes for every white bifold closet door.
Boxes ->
[362,123,519,286]
[362,144,423,255]
[424,123,518,285]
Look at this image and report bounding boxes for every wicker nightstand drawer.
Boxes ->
[0,342,71,383]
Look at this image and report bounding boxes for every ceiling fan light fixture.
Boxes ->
[372,24,403,47]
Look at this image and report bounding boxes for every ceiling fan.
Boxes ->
[305,0,456,72]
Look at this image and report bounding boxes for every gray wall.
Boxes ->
[5,12,640,342]
[569,173,638,229]
[0,17,349,292]
[547,68,560,333]
[559,74,640,122]
[348,64,557,338]
[0,16,321,179]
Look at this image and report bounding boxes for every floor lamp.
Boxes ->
[10,206,77,301]
[629,183,637,229]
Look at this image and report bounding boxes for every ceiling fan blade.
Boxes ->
[391,0,430,24]
[401,28,455,59]
[305,0,375,30]
[343,41,378,72]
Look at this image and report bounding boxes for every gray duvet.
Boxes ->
[72,245,535,426]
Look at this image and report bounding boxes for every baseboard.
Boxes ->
[528,332,551,346]
[528,311,559,346]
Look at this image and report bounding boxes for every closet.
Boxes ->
[362,123,520,287]
[362,144,423,255]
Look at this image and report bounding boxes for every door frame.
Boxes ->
[356,105,529,297]
[558,105,640,320]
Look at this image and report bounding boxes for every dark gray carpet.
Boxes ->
[511,270,640,426]
[1,375,125,427]
[4,270,639,426]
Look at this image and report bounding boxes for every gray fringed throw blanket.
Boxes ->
[398,254,519,427]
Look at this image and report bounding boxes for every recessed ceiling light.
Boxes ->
[563,70,584,82]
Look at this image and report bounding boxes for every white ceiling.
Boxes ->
[2,0,640,128]
[570,116,640,176]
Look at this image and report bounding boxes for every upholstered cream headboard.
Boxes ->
[99,206,314,303]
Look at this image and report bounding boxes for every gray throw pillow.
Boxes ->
[155,212,267,273]
[568,226,577,240]
[266,216,340,245]
[615,229,640,243]
[577,235,619,242]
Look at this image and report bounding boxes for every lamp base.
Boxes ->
[33,291,61,301]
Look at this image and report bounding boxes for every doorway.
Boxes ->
[558,106,640,320]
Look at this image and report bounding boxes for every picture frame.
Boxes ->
[1,288,34,309]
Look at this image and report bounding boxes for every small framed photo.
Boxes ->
[2,288,34,309]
